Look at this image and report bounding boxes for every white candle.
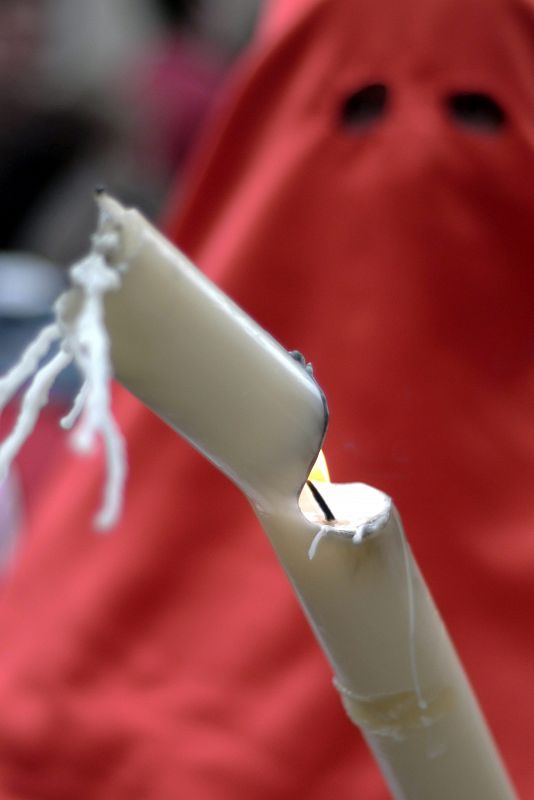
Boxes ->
[91,193,327,509]
[61,195,517,799]
[275,480,516,799]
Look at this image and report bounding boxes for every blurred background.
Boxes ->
[0,0,263,568]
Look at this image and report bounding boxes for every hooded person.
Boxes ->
[0,0,532,797]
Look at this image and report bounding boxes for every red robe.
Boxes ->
[0,0,533,797]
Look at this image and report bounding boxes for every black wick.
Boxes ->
[306,480,336,522]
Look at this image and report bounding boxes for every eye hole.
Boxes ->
[340,84,389,130]
[447,92,506,133]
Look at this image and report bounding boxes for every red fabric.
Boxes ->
[128,33,225,176]
[1,0,534,797]
[0,405,70,510]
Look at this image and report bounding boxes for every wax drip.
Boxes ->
[308,525,331,559]
[0,210,127,530]
[307,504,390,560]
[396,517,428,711]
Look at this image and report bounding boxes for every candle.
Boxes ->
[89,193,328,508]
[283,480,516,799]
[84,195,516,798]
[10,194,518,799]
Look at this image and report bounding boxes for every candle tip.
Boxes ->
[94,191,127,225]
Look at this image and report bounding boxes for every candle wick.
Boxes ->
[306,480,336,522]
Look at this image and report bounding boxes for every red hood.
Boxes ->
[0,0,533,797]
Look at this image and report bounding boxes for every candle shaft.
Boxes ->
[60,196,516,799]
[68,194,327,507]
[262,482,517,799]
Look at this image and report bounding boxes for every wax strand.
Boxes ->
[0,212,128,530]
[56,235,126,528]
[0,349,73,481]
[0,323,61,409]
[308,526,331,559]
[60,381,89,430]
[94,416,127,530]
[396,517,428,711]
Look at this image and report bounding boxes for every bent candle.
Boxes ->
[65,195,517,800]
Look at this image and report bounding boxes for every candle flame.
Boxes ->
[308,450,330,482]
